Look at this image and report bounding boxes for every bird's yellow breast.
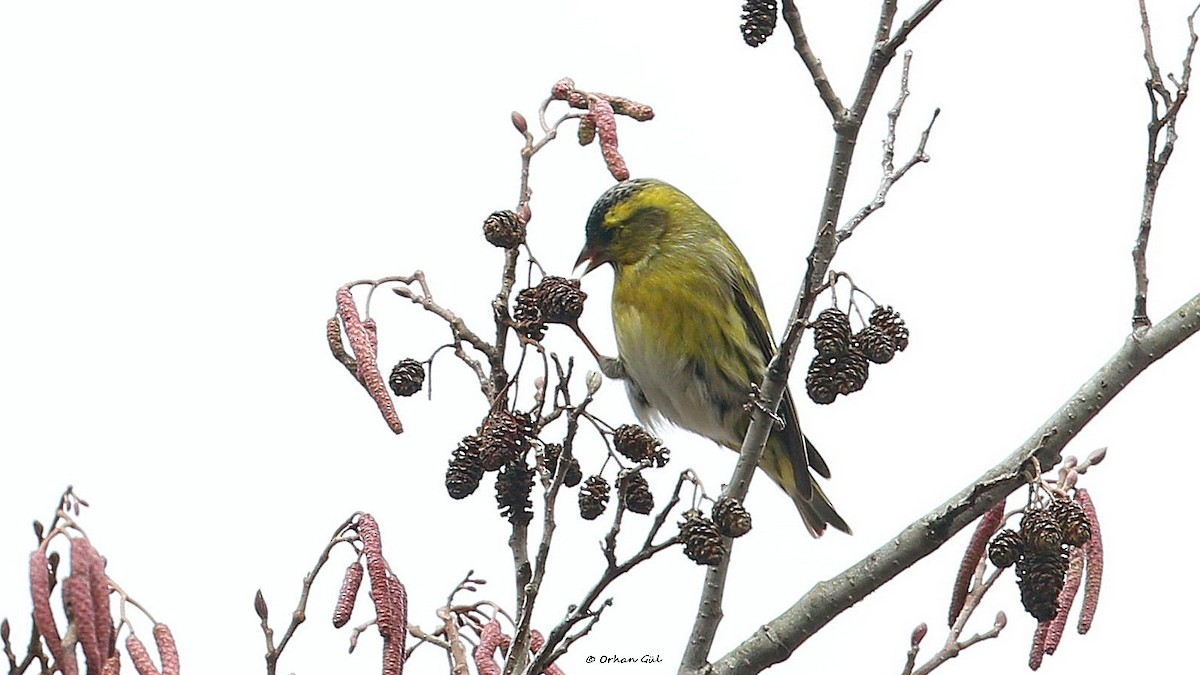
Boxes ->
[610,248,763,444]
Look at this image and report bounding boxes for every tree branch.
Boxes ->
[528,471,688,675]
[839,51,940,242]
[704,293,1200,674]
[680,2,946,670]
[780,0,846,119]
[1132,1,1199,329]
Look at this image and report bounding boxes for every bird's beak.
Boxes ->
[574,245,607,276]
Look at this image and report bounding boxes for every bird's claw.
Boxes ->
[598,355,626,380]
[744,384,785,429]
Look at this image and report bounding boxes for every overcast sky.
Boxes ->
[2,2,1198,674]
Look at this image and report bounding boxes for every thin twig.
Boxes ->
[435,607,470,675]
[907,559,1007,675]
[780,0,846,119]
[260,516,357,675]
[1132,1,1199,329]
[389,273,494,396]
[526,472,690,675]
[839,52,940,241]
[503,369,597,675]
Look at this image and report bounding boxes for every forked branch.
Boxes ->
[1132,1,1199,329]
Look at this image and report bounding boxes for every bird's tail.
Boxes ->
[761,435,852,537]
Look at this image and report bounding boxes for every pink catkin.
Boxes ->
[63,575,103,675]
[126,634,161,675]
[1075,489,1103,634]
[380,573,408,675]
[607,95,654,121]
[589,98,629,181]
[383,636,405,675]
[327,317,353,365]
[948,500,1005,627]
[1029,620,1050,671]
[389,574,408,640]
[153,624,179,675]
[336,287,402,434]
[333,561,364,628]
[72,537,114,659]
[102,655,121,675]
[1044,547,1085,655]
[30,548,66,666]
[357,514,399,640]
[474,620,504,675]
[550,77,575,101]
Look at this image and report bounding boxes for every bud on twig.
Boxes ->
[254,590,268,621]
[511,111,528,134]
[586,370,602,395]
[910,622,927,647]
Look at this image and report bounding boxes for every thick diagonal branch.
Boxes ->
[704,293,1200,674]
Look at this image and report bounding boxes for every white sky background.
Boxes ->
[1,1,1198,674]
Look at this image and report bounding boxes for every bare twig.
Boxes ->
[839,52,940,241]
[434,607,470,675]
[526,471,690,675]
[504,369,597,675]
[389,272,495,397]
[1132,1,1199,329]
[905,554,1007,675]
[259,516,357,675]
[885,0,945,55]
[780,0,846,119]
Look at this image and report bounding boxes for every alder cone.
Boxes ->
[680,511,726,566]
[579,475,610,520]
[618,471,654,515]
[988,528,1023,569]
[446,436,484,499]
[712,496,752,538]
[812,308,852,357]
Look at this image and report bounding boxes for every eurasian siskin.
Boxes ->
[575,178,849,536]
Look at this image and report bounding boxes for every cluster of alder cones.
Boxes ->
[989,495,1095,621]
[806,305,909,404]
[679,496,754,566]
[443,420,670,528]
[444,418,753,566]
[483,209,590,341]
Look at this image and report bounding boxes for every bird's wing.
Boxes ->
[727,265,832,488]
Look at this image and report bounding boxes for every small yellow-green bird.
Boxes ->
[575,178,849,536]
